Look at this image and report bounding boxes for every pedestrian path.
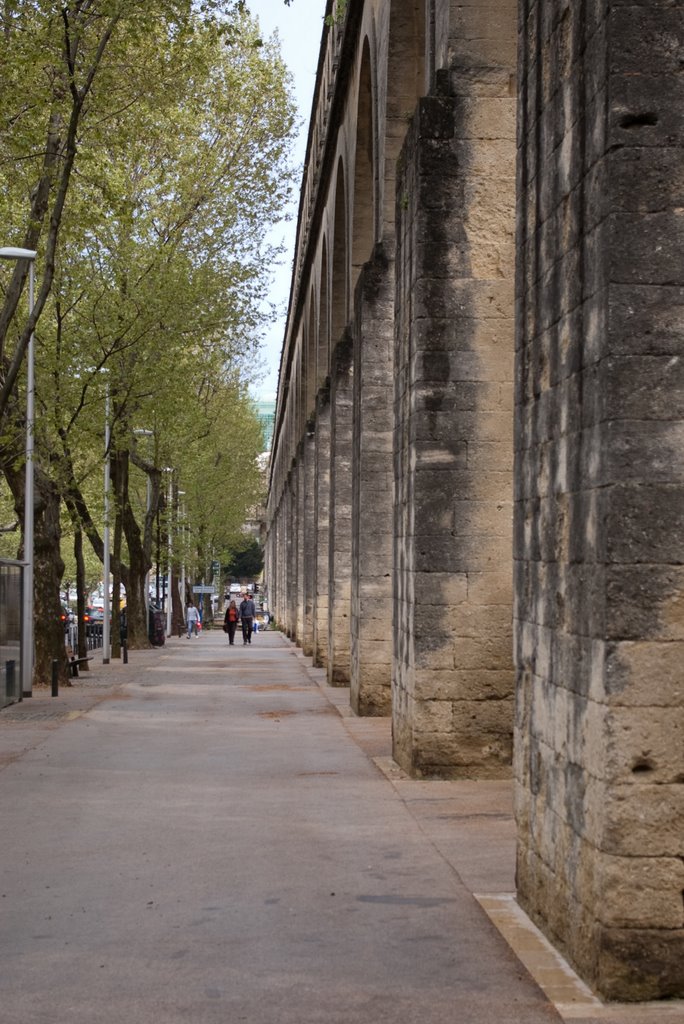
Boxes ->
[0,630,681,1024]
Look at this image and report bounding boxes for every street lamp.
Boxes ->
[103,383,111,664]
[133,428,154,614]
[0,247,37,698]
[178,491,186,615]
[161,467,173,637]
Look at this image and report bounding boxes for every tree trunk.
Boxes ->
[111,451,125,660]
[127,539,150,648]
[5,460,69,688]
[34,470,69,686]
[172,573,184,636]
[123,465,154,650]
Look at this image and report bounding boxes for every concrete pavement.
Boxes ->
[0,629,681,1024]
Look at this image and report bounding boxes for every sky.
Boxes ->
[247,1,327,402]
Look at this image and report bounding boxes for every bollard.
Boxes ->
[51,659,59,697]
[6,659,16,701]
[122,640,128,664]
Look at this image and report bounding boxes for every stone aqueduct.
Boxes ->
[264,0,683,1002]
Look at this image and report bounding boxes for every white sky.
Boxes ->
[247,0,326,401]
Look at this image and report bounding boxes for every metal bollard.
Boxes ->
[6,659,16,701]
[122,640,128,664]
[51,659,59,697]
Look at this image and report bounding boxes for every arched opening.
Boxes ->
[306,287,316,419]
[351,39,374,286]
[330,159,347,346]
[317,236,329,388]
[383,0,426,238]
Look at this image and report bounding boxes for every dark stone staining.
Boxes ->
[618,111,658,129]
[598,926,684,1001]
[357,243,389,302]
[332,328,354,377]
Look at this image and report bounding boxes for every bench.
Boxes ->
[70,655,93,678]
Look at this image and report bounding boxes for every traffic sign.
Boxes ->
[192,585,215,594]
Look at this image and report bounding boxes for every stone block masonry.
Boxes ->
[514,0,684,1001]
[350,245,395,716]
[313,387,331,669]
[328,331,354,686]
[393,15,517,778]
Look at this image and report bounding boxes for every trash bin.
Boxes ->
[148,605,165,646]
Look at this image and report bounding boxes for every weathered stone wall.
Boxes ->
[295,445,305,644]
[313,386,331,668]
[301,429,316,657]
[285,470,296,638]
[514,0,684,1001]
[328,331,354,685]
[350,246,395,715]
[392,0,517,777]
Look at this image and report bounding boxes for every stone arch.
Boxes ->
[330,158,347,345]
[383,0,427,239]
[351,36,375,286]
[294,333,303,443]
[305,285,317,421]
[317,235,329,387]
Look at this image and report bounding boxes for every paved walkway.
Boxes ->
[0,630,681,1024]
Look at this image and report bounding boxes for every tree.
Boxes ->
[225,536,264,582]
[0,1,297,677]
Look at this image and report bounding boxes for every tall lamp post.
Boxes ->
[102,383,111,664]
[133,428,154,615]
[162,468,173,637]
[178,491,186,616]
[0,247,37,698]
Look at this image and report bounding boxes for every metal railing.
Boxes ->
[65,621,104,653]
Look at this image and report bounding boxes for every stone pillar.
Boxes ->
[313,385,331,668]
[328,331,354,685]
[393,69,517,777]
[285,470,297,639]
[270,491,284,626]
[278,478,286,635]
[301,426,316,657]
[295,445,306,645]
[350,245,394,715]
[514,0,684,1001]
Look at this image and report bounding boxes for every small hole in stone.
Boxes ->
[619,112,659,129]
[631,759,655,773]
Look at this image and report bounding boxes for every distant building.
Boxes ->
[255,400,275,452]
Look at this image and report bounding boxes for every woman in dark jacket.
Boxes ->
[223,600,239,645]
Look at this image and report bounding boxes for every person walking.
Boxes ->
[223,600,239,645]
[239,592,256,645]
[185,601,200,639]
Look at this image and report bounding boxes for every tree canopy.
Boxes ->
[225,536,264,581]
[0,0,296,674]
